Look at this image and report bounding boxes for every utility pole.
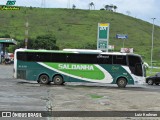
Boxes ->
[150,18,156,71]
[41,0,46,8]
[25,19,29,49]
[67,0,70,9]
[123,39,125,48]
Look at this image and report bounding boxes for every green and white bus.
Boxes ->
[14,48,146,88]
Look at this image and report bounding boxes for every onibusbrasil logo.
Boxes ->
[6,0,16,5]
[0,0,20,10]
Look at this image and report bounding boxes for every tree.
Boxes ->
[105,5,113,11]
[105,4,117,12]
[6,35,59,52]
[100,8,105,10]
[105,5,110,10]
[72,4,76,9]
[89,2,95,10]
[113,5,117,12]
[109,4,114,11]
[0,34,10,38]
[32,34,59,50]
[8,37,25,52]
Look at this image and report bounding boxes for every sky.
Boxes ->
[0,0,160,26]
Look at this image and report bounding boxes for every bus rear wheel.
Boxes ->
[117,78,127,88]
[53,75,63,85]
[39,74,49,84]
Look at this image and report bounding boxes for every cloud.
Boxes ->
[88,0,160,25]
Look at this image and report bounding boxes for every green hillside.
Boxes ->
[0,7,160,65]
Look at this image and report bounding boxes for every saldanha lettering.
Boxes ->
[58,64,94,70]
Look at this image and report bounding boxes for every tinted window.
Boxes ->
[17,52,66,62]
[67,53,98,64]
[27,52,52,62]
[67,54,113,64]
[52,53,66,62]
[17,52,27,61]
[135,63,143,76]
[128,55,141,67]
[113,55,127,65]
[128,55,143,76]
[17,52,128,65]
[97,55,112,64]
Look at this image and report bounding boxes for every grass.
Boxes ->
[89,94,104,99]
[0,7,160,65]
[146,68,160,77]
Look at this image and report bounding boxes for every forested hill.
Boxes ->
[0,7,160,64]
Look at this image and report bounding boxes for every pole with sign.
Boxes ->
[116,34,128,48]
[97,23,110,52]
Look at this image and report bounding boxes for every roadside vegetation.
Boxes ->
[146,67,160,76]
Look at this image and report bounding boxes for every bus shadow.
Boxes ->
[64,84,160,92]
[17,81,160,92]
[62,83,160,92]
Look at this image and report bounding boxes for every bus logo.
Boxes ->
[6,0,16,6]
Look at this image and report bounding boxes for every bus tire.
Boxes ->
[53,75,63,85]
[148,79,153,85]
[39,74,49,84]
[117,78,127,88]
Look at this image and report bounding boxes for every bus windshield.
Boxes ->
[128,55,143,77]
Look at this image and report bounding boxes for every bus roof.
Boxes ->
[15,48,140,56]
[15,48,77,53]
[63,49,102,53]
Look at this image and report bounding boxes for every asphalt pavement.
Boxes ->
[0,65,160,120]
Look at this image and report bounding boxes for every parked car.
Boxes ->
[146,72,160,85]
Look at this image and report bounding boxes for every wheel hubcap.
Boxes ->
[120,80,124,85]
[56,78,60,82]
[148,80,152,84]
[41,76,47,83]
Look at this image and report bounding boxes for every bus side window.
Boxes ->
[27,52,36,61]
[26,52,52,62]
[97,55,112,64]
[51,53,67,63]
[35,53,52,62]
[113,55,127,65]
[17,52,27,61]
[67,53,98,64]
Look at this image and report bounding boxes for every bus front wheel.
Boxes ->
[53,75,63,85]
[117,78,127,88]
[39,74,49,84]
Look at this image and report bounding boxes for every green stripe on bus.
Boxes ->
[44,63,105,80]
